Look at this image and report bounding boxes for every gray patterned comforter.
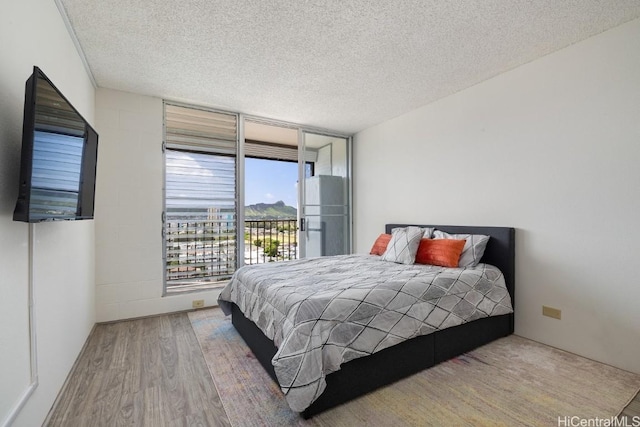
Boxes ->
[218,254,513,412]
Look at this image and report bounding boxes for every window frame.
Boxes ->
[161,105,353,295]
[162,101,240,295]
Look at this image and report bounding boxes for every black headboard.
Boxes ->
[385,224,515,312]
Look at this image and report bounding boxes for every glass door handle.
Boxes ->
[300,217,305,231]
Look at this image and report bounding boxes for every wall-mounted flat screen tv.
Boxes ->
[13,66,98,223]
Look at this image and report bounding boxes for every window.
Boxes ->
[163,103,238,292]
[163,107,352,293]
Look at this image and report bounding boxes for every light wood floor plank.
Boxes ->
[621,392,640,417]
[46,313,230,426]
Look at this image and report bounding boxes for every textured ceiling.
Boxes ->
[59,0,640,134]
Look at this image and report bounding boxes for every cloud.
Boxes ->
[265,193,275,199]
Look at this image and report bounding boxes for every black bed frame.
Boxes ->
[230,224,515,418]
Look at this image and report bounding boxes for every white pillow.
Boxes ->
[382,226,424,264]
[432,230,490,267]
[422,227,435,239]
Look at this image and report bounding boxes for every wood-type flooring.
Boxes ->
[47,311,640,426]
[46,313,230,426]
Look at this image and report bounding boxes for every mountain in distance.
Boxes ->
[244,200,297,220]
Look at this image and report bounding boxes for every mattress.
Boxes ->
[218,254,513,412]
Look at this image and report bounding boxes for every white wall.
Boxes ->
[354,18,640,373]
[95,89,222,322]
[0,1,96,426]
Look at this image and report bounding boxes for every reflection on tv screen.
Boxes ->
[29,131,83,220]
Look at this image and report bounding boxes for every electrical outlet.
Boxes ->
[192,299,205,309]
[542,305,561,320]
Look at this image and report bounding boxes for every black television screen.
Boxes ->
[13,66,98,223]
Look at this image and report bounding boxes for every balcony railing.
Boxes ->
[165,218,298,290]
[244,219,298,265]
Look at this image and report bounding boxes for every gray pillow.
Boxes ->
[432,230,490,267]
[422,227,435,239]
[382,226,424,264]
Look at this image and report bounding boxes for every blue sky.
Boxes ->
[244,158,298,207]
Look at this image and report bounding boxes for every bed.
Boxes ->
[219,224,515,418]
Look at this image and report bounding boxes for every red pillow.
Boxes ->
[415,238,466,267]
[370,234,392,256]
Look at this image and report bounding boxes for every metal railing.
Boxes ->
[244,219,298,265]
[165,218,298,289]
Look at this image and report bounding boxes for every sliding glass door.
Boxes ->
[239,119,351,265]
[298,131,351,258]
